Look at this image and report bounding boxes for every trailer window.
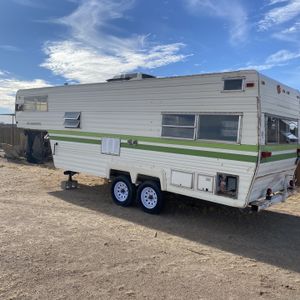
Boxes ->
[23,95,48,112]
[197,115,240,142]
[223,79,244,91]
[266,116,279,143]
[279,119,298,143]
[64,112,81,129]
[162,114,196,139]
[266,115,298,144]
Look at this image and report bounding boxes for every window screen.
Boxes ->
[64,112,81,129]
[266,116,278,143]
[198,115,240,142]
[162,114,196,139]
[64,112,81,119]
[161,127,195,139]
[223,79,243,91]
[23,95,48,112]
[23,99,36,111]
[266,115,298,144]
[162,114,195,126]
[279,119,298,143]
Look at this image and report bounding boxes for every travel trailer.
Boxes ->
[15,70,300,213]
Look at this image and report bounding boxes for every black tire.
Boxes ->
[111,176,135,207]
[137,181,163,214]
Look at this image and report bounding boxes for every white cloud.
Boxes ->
[265,49,300,63]
[235,49,300,71]
[258,0,300,31]
[57,0,136,49]
[42,41,186,83]
[41,0,187,83]
[240,63,278,71]
[267,0,289,5]
[183,0,249,45]
[273,21,300,42]
[0,45,20,52]
[281,21,300,33]
[0,74,49,111]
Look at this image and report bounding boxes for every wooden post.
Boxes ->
[296,162,300,186]
[11,115,14,146]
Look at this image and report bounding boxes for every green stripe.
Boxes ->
[261,145,299,151]
[50,135,100,145]
[49,135,257,163]
[48,129,258,152]
[121,143,257,162]
[261,153,297,163]
[49,133,297,163]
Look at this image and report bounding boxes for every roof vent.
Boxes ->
[107,73,156,82]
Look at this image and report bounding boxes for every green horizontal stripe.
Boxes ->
[50,135,257,163]
[50,135,101,145]
[48,129,258,152]
[49,134,296,163]
[121,143,257,162]
[261,153,297,163]
[261,144,299,151]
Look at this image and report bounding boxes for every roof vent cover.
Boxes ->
[107,73,156,82]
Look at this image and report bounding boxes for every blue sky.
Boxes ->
[1,0,300,121]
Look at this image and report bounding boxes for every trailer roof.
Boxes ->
[16,69,300,95]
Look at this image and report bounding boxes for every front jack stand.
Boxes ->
[62,170,79,190]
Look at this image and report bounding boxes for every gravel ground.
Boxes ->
[0,156,300,300]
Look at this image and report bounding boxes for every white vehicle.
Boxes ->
[15,70,300,213]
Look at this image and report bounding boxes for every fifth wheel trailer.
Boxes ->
[15,70,300,213]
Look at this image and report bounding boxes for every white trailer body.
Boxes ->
[15,70,300,212]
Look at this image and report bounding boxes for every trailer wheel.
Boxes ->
[137,181,163,214]
[111,176,135,207]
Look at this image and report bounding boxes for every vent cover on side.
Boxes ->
[101,138,121,156]
[64,112,81,128]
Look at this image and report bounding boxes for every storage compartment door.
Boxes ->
[171,170,193,189]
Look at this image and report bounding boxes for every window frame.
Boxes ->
[161,113,197,140]
[196,113,242,144]
[161,112,242,144]
[265,114,299,145]
[64,111,81,129]
[222,77,245,92]
[22,95,48,112]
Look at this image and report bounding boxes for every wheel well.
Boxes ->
[109,169,131,180]
[136,174,161,187]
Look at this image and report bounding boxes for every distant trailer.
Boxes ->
[15,70,300,213]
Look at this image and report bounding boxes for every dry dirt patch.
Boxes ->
[0,157,300,299]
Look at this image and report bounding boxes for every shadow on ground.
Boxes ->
[49,182,300,274]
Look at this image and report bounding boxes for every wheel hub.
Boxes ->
[114,182,129,202]
[141,187,158,209]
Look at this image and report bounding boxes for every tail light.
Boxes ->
[246,82,255,88]
[261,151,272,159]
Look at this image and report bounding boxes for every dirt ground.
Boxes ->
[0,155,300,300]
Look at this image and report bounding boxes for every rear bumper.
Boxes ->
[250,190,294,212]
